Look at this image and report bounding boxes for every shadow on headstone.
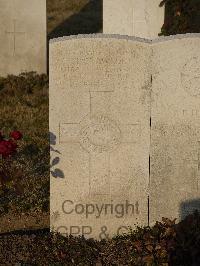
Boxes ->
[48,0,102,40]
[50,132,64,179]
[180,198,200,220]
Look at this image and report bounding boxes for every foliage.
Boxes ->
[100,217,177,265]
[0,130,24,213]
[0,72,48,96]
[0,213,199,265]
[0,73,49,215]
[0,130,22,158]
[160,0,200,35]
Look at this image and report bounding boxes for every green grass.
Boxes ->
[0,73,49,215]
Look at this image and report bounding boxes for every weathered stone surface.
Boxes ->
[0,0,46,76]
[103,0,164,39]
[50,35,151,239]
[50,34,200,238]
[150,36,200,224]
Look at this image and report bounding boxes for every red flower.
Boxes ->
[10,130,23,140]
[0,140,17,158]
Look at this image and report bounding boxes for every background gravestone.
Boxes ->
[0,0,46,76]
[103,0,164,39]
[150,35,200,224]
[50,35,151,239]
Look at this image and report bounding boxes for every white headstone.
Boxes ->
[50,35,151,239]
[150,35,200,224]
[50,33,200,239]
[0,0,46,76]
[103,0,165,39]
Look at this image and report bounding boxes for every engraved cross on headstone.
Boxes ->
[104,0,164,39]
[59,91,141,196]
[5,19,26,55]
[133,0,150,37]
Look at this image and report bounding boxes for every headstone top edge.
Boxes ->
[49,33,152,45]
[49,33,200,45]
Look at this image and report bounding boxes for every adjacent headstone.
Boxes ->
[50,35,151,239]
[103,0,164,39]
[0,0,46,76]
[150,35,200,224]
